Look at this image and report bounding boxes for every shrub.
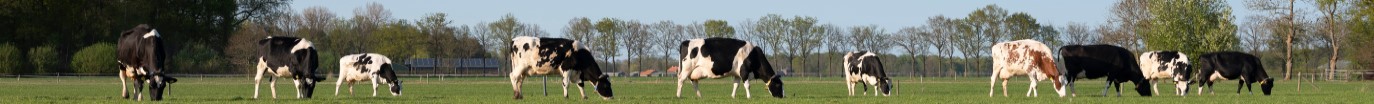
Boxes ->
[72,43,118,74]
[0,43,21,74]
[28,45,58,74]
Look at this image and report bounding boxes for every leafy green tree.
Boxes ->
[703,20,736,38]
[72,43,117,74]
[594,18,622,72]
[1145,0,1239,62]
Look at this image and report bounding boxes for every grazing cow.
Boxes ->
[1059,44,1151,97]
[677,37,785,98]
[989,39,1066,97]
[1195,52,1273,96]
[508,36,613,100]
[116,24,178,101]
[843,51,891,96]
[334,53,402,96]
[253,36,326,99]
[1138,51,1192,96]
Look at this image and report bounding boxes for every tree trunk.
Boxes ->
[1284,0,1295,80]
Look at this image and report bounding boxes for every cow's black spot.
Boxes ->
[688,48,698,58]
[522,44,530,51]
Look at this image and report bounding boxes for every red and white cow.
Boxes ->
[1138,51,1191,96]
[335,53,402,96]
[989,39,1066,97]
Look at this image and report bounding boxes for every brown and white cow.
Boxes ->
[1138,51,1191,96]
[677,37,784,98]
[117,24,178,101]
[989,39,1066,97]
[335,53,402,96]
[509,36,613,100]
[844,51,891,96]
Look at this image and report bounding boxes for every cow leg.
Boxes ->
[561,76,571,98]
[1246,82,1254,95]
[694,81,702,97]
[348,82,356,95]
[1235,80,1244,95]
[334,74,344,96]
[134,78,144,101]
[509,74,525,99]
[293,79,302,98]
[675,75,687,98]
[730,78,740,98]
[1114,81,1123,97]
[872,83,880,96]
[744,79,753,99]
[269,77,278,99]
[576,82,588,99]
[861,83,868,95]
[989,77,998,97]
[1101,80,1111,96]
[847,81,855,96]
[119,71,129,99]
[1027,77,1037,97]
[253,67,266,99]
[371,78,380,96]
[1001,79,1009,97]
[1151,79,1159,95]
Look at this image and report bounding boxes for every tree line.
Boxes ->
[2,0,1372,80]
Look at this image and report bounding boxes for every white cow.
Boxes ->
[989,39,1066,97]
[1138,51,1191,96]
[335,53,402,96]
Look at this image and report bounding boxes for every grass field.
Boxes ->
[0,76,1369,103]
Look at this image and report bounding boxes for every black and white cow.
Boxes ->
[334,53,402,96]
[677,37,784,98]
[1194,51,1273,96]
[116,24,178,101]
[1138,51,1192,96]
[253,36,326,99]
[843,51,891,96]
[1058,45,1152,97]
[508,36,613,100]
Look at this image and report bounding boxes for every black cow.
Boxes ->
[1195,51,1273,96]
[116,24,178,101]
[677,37,784,98]
[843,51,891,96]
[1059,45,1152,96]
[508,36,613,100]
[253,36,325,99]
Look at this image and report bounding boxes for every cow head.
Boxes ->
[765,75,785,98]
[380,63,403,96]
[877,78,892,96]
[387,79,403,96]
[1054,75,1068,97]
[148,74,177,101]
[1171,61,1193,96]
[296,76,324,98]
[592,75,614,99]
[1135,81,1153,96]
[1261,78,1274,95]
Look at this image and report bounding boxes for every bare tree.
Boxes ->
[1062,22,1097,45]
[1315,0,1346,80]
[1247,0,1300,80]
[894,26,931,76]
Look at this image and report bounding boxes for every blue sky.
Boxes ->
[290,0,1274,34]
